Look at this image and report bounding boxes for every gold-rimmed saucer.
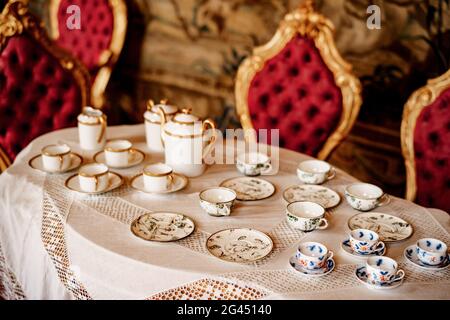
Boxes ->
[130,173,188,194]
[93,149,145,169]
[64,172,124,194]
[28,153,83,173]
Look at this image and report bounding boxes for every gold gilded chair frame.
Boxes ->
[235,1,362,160]
[0,0,90,172]
[401,68,450,201]
[49,0,127,109]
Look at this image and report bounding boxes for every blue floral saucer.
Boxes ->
[289,256,335,277]
[341,238,386,259]
[404,245,450,270]
[355,266,403,290]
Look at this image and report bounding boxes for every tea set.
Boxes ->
[26,103,449,290]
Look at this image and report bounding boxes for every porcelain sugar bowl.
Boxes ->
[144,99,178,153]
[161,108,217,177]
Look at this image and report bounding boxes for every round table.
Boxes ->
[0,124,449,299]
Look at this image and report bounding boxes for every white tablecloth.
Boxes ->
[0,124,449,300]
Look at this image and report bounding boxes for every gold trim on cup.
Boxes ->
[104,141,132,153]
[41,145,71,157]
[143,163,173,177]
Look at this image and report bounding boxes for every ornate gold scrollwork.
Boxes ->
[235,1,362,160]
[401,69,450,201]
[49,0,128,109]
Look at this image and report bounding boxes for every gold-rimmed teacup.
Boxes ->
[104,139,134,167]
[41,144,71,172]
[78,163,109,192]
[143,163,173,192]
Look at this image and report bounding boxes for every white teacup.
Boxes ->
[366,256,404,286]
[104,139,133,167]
[41,144,71,172]
[345,183,390,211]
[295,242,333,270]
[416,238,448,266]
[199,187,237,217]
[78,163,109,192]
[236,152,272,176]
[297,160,335,184]
[286,201,328,232]
[143,163,173,192]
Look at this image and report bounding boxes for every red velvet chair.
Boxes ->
[49,0,127,108]
[401,69,450,213]
[0,0,90,170]
[235,1,361,160]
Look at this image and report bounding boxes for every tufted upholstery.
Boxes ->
[0,35,84,160]
[55,0,114,79]
[247,35,343,156]
[413,87,450,212]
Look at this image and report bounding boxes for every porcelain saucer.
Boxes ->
[28,153,83,173]
[206,228,273,263]
[65,172,124,194]
[220,177,275,201]
[355,265,403,290]
[131,212,195,242]
[341,238,386,259]
[348,212,413,243]
[403,245,450,270]
[130,173,188,194]
[289,256,335,277]
[283,185,340,209]
[93,149,145,168]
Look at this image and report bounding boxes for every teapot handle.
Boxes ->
[158,106,167,148]
[202,119,217,159]
[97,115,106,143]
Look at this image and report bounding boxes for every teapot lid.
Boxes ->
[163,109,203,136]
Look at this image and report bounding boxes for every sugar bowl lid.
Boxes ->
[144,99,178,123]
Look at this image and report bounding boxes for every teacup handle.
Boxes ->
[394,269,405,281]
[377,193,390,207]
[58,155,64,170]
[128,148,139,162]
[166,174,173,189]
[260,162,272,175]
[94,175,99,191]
[316,218,328,230]
[202,119,217,160]
[375,241,385,253]
[327,168,336,180]
[327,251,334,260]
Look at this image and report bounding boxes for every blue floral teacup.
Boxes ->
[349,228,385,255]
[366,256,404,286]
[295,242,333,270]
[416,238,448,266]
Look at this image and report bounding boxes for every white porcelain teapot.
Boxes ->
[144,99,178,153]
[160,108,216,177]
